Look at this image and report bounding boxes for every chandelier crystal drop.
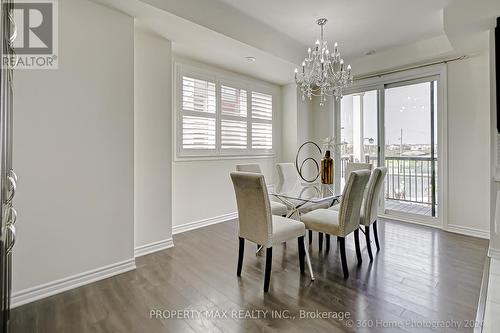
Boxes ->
[294,18,353,106]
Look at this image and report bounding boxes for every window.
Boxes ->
[177,67,274,158]
[221,85,247,150]
[336,64,446,226]
[251,92,273,150]
[181,76,216,151]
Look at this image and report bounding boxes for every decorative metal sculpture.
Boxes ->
[295,141,322,183]
[295,138,345,184]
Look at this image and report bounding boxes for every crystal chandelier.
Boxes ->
[294,18,353,106]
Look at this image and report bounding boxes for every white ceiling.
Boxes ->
[93,0,298,85]
[93,0,498,85]
[216,0,452,58]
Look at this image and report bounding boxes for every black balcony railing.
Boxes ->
[340,155,437,217]
[385,155,436,203]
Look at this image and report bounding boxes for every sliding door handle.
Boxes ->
[9,169,17,183]
[3,206,16,225]
[6,175,16,203]
[6,224,15,253]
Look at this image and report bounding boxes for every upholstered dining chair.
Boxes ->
[345,162,373,179]
[236,164,288,217]
[359,167,387,261]
[276,162,299,184]
[300,170,371,279]
[276,162,333,251]
[230,172,308,292]
[331,161,373,210]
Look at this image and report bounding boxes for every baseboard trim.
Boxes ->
[488,247,500,260]
[445,224,490,239]
[381,214,490,239]
[172,212,237,235]
[475,256,490,333]
[134,238,174,257]
[12,258,136,308]
[380,213,441,229]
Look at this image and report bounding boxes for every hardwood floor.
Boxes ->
[11,219,488,333]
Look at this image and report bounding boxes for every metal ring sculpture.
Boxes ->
[295,141,323,183]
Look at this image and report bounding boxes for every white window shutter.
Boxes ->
[221,85,248,149]
[251,123,273,150]
[251,92,273,121]
[178,68,274,157]
[182,76,216,113]
[181,76,216,150]
[251,92,273,150]
[221,85,247,117]
[182,116,216,149]
[221,120,247,149]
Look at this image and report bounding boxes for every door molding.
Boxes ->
[344,64,448,228]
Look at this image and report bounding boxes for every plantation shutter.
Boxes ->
[251,92,273,150]
[181,76,216,150]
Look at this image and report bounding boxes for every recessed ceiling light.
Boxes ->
[365,50,376,56]
[245,56,256,62]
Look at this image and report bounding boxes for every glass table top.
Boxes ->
[270,180,342,204]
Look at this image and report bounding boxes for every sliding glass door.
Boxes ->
[384,78,438,218]
[335,70,443,225]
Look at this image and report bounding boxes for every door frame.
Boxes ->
[335,64,448,229]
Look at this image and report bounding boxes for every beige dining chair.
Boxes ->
[360,167,387,261]
[331,162,373,208]
[345,162,373,179]
[276,162,332,252]
[276,162,299,184]
[230,171,309,292]
[235,164,287,216]
[301,170,371,279]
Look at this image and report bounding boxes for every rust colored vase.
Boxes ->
[321,150,334,184]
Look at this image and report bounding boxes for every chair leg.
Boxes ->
[365,226,373,262]
[308,230,313,245]
[354,229,362,265]
[325,234,330,252]
[318,233,323,252]
[297,236,305,273]
[264,247,273,292]
[338,237,349,279]
[237,237,244,276]
[373,220,380,251]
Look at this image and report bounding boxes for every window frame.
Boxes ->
[175,62,276,160]
[336,63,447,229]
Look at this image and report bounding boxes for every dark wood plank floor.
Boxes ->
[11,219,488,333]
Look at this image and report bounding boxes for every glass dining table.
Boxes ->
[267,180,342,280]
[270,181,342,218]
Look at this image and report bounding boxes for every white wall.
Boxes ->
[134,27,173,252]
[311,98,334,144]
[490,26,500,253]
[447,54,491,235]
[281,83,298,162]
[281,84,321,164]
[172,57,281,230]
[12,0,134,295]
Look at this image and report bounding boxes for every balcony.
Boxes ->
[340,155,437,217]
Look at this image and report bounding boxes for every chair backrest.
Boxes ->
[230,172,273,247]
[338,170,371,236]
[276,163,298,184]
[345,162,373,180]
[236,164,262,173]
[361,167,387,226]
